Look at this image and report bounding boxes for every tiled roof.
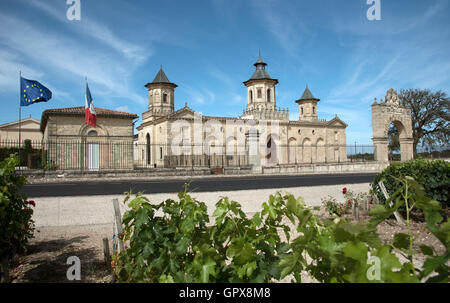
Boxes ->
[40,106,138,132]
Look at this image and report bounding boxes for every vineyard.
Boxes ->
[112,177,449,283]
[1,155,449,283]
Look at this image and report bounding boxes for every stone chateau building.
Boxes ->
[40,107,138,170]
[0,117,41,146]
[137,55,348,168]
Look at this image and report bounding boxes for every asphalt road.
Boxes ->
[22,173,377,197]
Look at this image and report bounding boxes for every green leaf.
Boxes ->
[175,236,191,255]
[422,254,450,278]
[158,274,174,283]
[236,261,257,279]
[135,208,148,229]
[142,243,155,259]
[252,212,262,226]
[393,233,410,250]
[279,253,302,279]
[419,245,434,256]
[343,242,367,264]
[213,203,227,218]
[227,238,255,265]
[200,257,216,283]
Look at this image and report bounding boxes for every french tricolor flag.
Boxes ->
[85,82,97,127]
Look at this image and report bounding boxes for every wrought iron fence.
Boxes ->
[0,140,376,171]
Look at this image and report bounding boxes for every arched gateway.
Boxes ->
[371,88,414,163]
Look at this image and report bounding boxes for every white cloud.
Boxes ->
[249,0,310,58]
[26,0,150,65]
[0,50,44,91]
[0,13,147,106]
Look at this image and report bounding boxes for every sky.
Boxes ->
[0,0,449,144]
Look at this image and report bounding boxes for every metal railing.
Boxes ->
[0,140,377,171]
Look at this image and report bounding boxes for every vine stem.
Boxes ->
[404,180,415,275]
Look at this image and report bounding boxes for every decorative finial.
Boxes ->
[185,102,188,108]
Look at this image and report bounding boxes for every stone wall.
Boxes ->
[262,161,387,175]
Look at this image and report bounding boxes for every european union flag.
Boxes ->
[20,77,52,107]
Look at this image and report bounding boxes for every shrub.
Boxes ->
[321,196,348,217]
[0,142,42,168]
[0,155,35,280]
[371,158,450,208]
[43,162,58,171]
[113,178,449,283]
[113,186,295,282]
[280,176,449,283]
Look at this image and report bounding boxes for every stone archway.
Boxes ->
[302,138,312,164]
[288,137,297,164]
[371,88,414,163]
[316,138,325,163]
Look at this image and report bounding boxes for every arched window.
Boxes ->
[257,89,262,99]
[301,107,304,115]
[267,89,271,102]
[250,90,253,103]
[87,130,98,137]
[313,106,315,114]
[163,93,168,103]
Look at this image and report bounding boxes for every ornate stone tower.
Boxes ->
[243,54,278,110]
[296,86,319,121]
[241,54,288,120]
[143,67,177,122]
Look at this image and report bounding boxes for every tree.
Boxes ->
[388,124,400,160]
[398,89,450,158]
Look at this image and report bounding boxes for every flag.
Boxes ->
[20,77,52,107]
[85,82,97,127]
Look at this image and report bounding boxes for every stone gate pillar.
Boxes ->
[246,130,261,173]
[399,138,414,161]
[371,88,414,164]
[372,138,389,163]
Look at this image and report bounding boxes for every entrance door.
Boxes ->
[87,143,99,171]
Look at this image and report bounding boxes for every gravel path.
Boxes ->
[12,183,371,283]
[30,183,371,228]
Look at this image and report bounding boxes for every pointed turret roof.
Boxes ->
[254,52,267,66]
[251,54,271,80]
[145,66,177,88]
[152,66,171,84]
[244,53,278,85]
[296,85,320,103]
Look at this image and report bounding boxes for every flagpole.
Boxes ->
[19,71,22,166]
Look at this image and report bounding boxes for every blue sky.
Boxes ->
[1,0,449,144]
